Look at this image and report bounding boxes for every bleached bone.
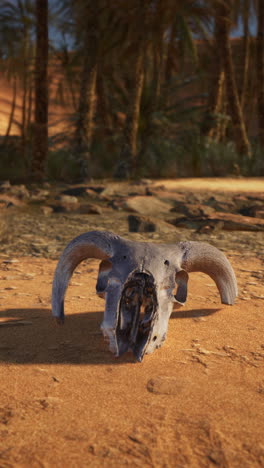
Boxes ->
[52,230,237,361]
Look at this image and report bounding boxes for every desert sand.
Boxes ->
[0,255,263,467]
[0,179,263,467]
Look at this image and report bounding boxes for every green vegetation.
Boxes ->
[0,0,263,181]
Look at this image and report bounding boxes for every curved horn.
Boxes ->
[179,241,237,305]
[52,231,118,323]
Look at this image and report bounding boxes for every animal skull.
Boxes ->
[52,230,237,361]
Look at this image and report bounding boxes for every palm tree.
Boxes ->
[140,0,210,162]
[2,75,17,146]
[119,42,145,174]
[0,1,35,157]
[205,1,251,157]
[256,0,264,146]
[240,0,251,111]
[32,0,49,180]
[72,2,99,175]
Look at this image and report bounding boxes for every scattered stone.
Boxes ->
[108,199,124,211]
[7,185,30,200]
[124,195,173,215]
[30,189,50,202]
[128,214,177,233]
[0,180,11,189]
[52,202,80,213]
[62,186,88,197]
[205,196,235,213]
[2,259,18,264]
[41,206,54,215]
[254,209,264,219]
[170,203,215,217]
[0,194,24,208]
[56,194,79,204]
[85,188,101,198]
[79,203,102,215]
[128,215,155,232]
[169,212,264,231]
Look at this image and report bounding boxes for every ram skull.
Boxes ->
[52,230,237,361]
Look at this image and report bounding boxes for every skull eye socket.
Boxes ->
[164,260,170,266]
[174,269,189,304]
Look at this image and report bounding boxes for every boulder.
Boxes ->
[170,203,215,217]
[124,196,172,216]
[239,204,264,219]
[0,184,30,200]
[169,212,264,231]
[128,214,177,233]
[30,189,50,202]
[79,204,102,215]
[62,186,104,197]
[0,194,24,208]
[52,201,80,213]
[56,194,79,204]
[41,206,54,216]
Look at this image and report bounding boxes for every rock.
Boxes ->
[170,203,215,217]
[133,178,152,186]
[239,205,264,219]
[53,202,80,213]
[85,188,100,198]
[0,194,24,208]
[41,206,54,216]
[56,194,79,204]
[79,203,102,215]
[0,180,11,189]
[209,212,264,231]
[62,186,88,197]
[107,199,124,211]
[0,184,30,200]
[151,190,193,203]
[196,222,224,234]
[169,212,264,231]
[128,215,155,232]
[12,185,30,199]
[254,210,264,219]
[128,214,177,233]
[30,189,50,202]
[124,196,173,215]
[205,195,235,213]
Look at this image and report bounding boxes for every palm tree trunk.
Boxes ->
[74,55,97,154]
[240,0,250,111]
[32,0,49,180]
[140,21,165,159]
[21,63,28,161]
[204,67,226,141]
[97,75,113,136]
[257,0,264,145]
[217,1,251,157]
[27,76,33,127]
[164,21,177,106]
[119,46,145,173]
[3,76,17,146]
[74,3,99,179]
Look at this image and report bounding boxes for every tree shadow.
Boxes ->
[0,306,220,365]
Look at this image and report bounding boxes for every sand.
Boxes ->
[0,250,263,467]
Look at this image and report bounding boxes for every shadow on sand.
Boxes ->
[0,306,220,365]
